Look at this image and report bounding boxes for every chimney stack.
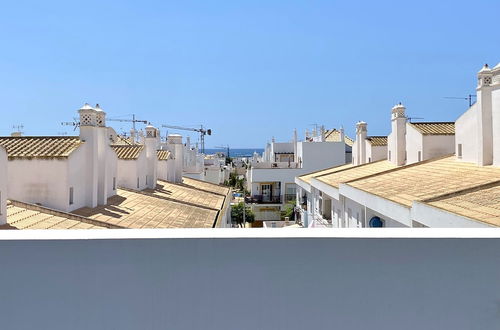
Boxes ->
[78,103,99,207]
[389,103,407,166]
[0,146,7,225]
[167,134,184,183]
[476,64,494,166]
[491,63,500,166]
[355,121,367,165]
[145,124,159,189]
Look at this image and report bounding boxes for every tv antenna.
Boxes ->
[12,124,24,134]
[407,116,424,123]
[61,117,80,131]
[444,94,476,107]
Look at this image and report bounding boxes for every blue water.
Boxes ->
[205,148,264,157]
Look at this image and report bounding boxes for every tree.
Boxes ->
[281,201,296,221]
[231,202,255,227]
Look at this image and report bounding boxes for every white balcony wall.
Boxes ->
[0,231,498,330]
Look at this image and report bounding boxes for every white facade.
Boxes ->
[248,130,351,222]
[116,150,149,190]
[167,134,183,183]
[298,63,499,228]
[456,63,500,166]
[0,147,7,224]
[352,121,387,165]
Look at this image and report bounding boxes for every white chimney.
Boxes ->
[293,128,298,162]
[78,103,99,207]
[339,126,345,143]
[320,125,326,142]
[145,124,159,189]
[476,64,494,166]
[355,121,367,165]
[490,63,500,166]
[389,103,407,166]
[94,104,110,205]
[167,134,184,183]
[0,146,7,225]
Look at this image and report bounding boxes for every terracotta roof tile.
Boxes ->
[72,188,219,228]
[366,136,388,146]
[298,164,354,185]
[409,122,455,135]
[0,136,83,159]
[324,129,354,146]
[157,150,171,161]
[423,181,500,226]
[181,177,230,196]
[348,156,500,209]
[317,160,396,188]
[111,145,144,160]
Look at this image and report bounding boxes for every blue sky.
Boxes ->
[1,0,499,148]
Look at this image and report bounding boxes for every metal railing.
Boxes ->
[245,195,282,204]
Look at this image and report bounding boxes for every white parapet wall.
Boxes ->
[0,229,498,330]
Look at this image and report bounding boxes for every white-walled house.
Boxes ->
[0,146,7,224]
[0,103,118,213]
[296,63,500,228]
[156,149,172,181]
[352,121,388,165]
[247,128,353,222]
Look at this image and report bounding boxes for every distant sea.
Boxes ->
[205,148,264,158]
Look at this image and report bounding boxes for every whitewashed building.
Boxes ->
[0,103,118,213]
[247,128,353,222]
[0,146,7,224]
[296,63,500,228]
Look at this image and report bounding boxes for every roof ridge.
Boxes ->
[421,179,500,203]
[344,154,455,186]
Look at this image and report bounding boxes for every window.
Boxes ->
[388,151,391,161]
[405,151,407,161]
[457,144,463,158]
[368,157,371,163]
[69,187,74,205]
[137,177,140,189]
[418,151,422,162]
[113,177,116,190]
[146,175,148,185]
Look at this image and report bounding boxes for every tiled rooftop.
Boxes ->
[324,129,354,147]
[298,164,354,185]
[2,201,108,230]
[181,177,230,196]
[423,181,500,226]
[348,156,500,208]
[72,188,219,228]
[157,150,171,161]
[367,136,388,146]
[147,180,226,210]
[409,122,455,135]
[0,136,83,159]
[317,160,396,188]
[111,145,144,160]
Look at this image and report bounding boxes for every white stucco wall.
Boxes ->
[492,85,500,166]
[157,159,169,181]
[369,145,387,163]
[455,105,478,163]
[0,231,499,330]
[406,124,423,164]
[67,146,94,212]
[299,141,346,171]
[7,158,69,211]
[116,151,148,191]
[422,134,455,160]
[0,147,7,224]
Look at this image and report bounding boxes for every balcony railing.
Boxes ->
[245,195,282,204]
[284,194,296,203]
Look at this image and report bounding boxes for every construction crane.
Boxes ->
[161,124,212,154]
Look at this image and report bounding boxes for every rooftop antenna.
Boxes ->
[107,114,148,144]
[444,94,476,107]
[407,116,425,123]
[61,117,80,131]
[12,124,24,135]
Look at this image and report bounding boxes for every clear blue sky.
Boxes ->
[1,0,499,148]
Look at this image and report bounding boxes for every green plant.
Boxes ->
[280,201,296,221]
[231,202,255,226]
